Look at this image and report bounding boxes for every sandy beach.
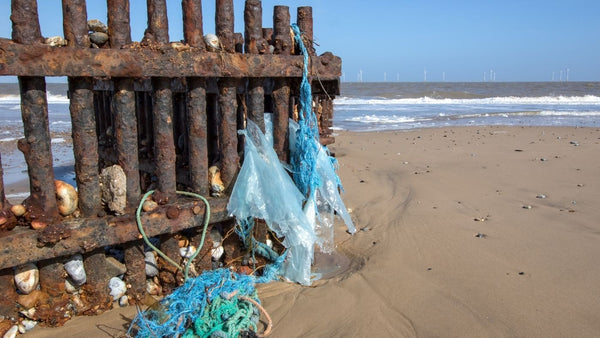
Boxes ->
[25,126,600,337]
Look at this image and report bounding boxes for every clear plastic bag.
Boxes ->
[227,119,315,285]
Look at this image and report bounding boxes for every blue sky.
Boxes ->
[1,0,599,82]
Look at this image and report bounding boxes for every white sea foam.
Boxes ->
[335,95,600,106]
[0,93,69,104]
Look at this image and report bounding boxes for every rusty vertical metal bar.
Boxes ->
[187,79,209,195]
[63,0,101,217]
[216,0,239,188]
[297,6,315,55]
[182,0,206,50]
[182,1,208,195]
[108,0,145,303]
[63,0,111,313]
[216,0,235,52]
[11,0,59,224]
[107,0,132,48]
[0,154,4,210]
[81,249,112,314]
[245,0,265,132]
[145,0,169,44]
[0,268,18,319]
[123,241,146,303]
[272,5,291,162]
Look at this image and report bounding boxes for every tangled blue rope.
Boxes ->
[290,23,321,199]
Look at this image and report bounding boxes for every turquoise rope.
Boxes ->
[136,190,211,281]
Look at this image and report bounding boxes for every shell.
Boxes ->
[204,34,220,51]
[45,36,67,47]
[146,279,162,296]
[3,325,18,338]
[108,277,127,300]
[144,252,159,277]
[64,254,86,285]
[100,165,127,215]
[208,166,225,197]
[11,204,26,217]
[14,263,39,295]
[179,246,197,259]
[55,180,78,216]
[211,245,224,261]
[20,320,37,332]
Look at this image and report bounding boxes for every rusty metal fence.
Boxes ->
[0,0,340,326]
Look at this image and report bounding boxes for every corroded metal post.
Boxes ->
[183,0,209,195]
[11,0,59,224]
[108,0,145,303]
[272,5,291,162]
[216,0,239,188]
[245,0,265,132]
[297,6,315,55]
[0,268,17,319]
[62,0,111,314]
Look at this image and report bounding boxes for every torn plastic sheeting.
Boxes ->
[227,119,315,285]
[289,119,356,253]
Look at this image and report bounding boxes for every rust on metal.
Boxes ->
[182,0,206,49]
[107,0,132,49]
[63,0,101,218]
[158,235,182,293]
[218,80,240,188]
[245,0,266,132]
[62,0,90,48]
[37,259,71,326]
[297,6,315,55]
[187,78,210,196]
[123,240,146,303]
[11,1,59,224]
[0,40,342,79]
[0,268,18,318]
[144,0,169,44]
[152,78,177,202]
[81,249,112,314]
[272,6,291,162]
[0,197,229,269]
[216,0,235,52]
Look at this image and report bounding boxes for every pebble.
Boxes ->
[570,141,579,146]
[108,277,127,300]
[45,36,67,47]
[208,166,225,197]
[65,278,80,294]
[14,263,39,295]
[474,233,486,238]
[64,254,86,285]
[144,252,159,277]
[523,205,532,209]
[119,295,129,307]
[105,256,127,277]
[90,32,109,45]
[10,205,26,217]
[3,325,18,338]
[142,200,158,212]
[536,194,547,199]
[87,19,108,33]
[180,245,197,259]
[20,320,37,332]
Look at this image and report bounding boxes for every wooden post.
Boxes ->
[272,6,291,162]
[11,0,59,224]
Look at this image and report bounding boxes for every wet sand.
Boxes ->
[25,126,600,337]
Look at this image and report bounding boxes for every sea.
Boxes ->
[335,81,600,131]
[1,81,600,199]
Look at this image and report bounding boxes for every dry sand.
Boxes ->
[26,126,600,337]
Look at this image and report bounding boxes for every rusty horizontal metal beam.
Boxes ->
[0,196,230,269]
[0,39,341,79]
